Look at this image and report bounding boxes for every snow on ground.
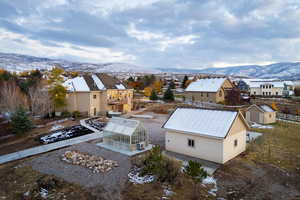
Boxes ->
[251,122,273,129]
[128,167,155,184]
[247,131,262,142]
[202,176,218,196]
[131,114,154,119]
[162,185,175,199]
[50,124,64,131]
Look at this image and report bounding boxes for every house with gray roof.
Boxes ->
[163,107,249,164]
[246,104,276,124]
[184,78,234,103]
[63,73,133,116]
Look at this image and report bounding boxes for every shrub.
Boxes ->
[141,146,181,183]
[61,110,71,117]
[72,111,81,118]
[10,107,33,134]
[163,87,174,102]
[149,90,158,100]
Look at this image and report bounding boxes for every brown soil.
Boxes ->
[0,119,80,155]
[0,161,95,200]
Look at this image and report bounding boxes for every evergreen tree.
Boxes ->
[150,89,158,100]
[169,80,175,89]
[163,87,174,101]
[184,160,208,198]
[10,107,33,134]
[181,75,188,88]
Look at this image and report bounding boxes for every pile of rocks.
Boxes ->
[62,151,118,173]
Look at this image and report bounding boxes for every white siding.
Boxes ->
[222,130,246,163]
[165,131,223,163]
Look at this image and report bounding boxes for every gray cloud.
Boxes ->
[0,0,300,68]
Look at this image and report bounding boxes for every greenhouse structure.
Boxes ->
[102,117,149,151]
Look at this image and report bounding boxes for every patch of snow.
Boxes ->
[50,124,64,131]
[162,185,175,199]
[91,74,106,90]
[116,84,126,89]
[202,176,218,196]
[39,188,48,199]
[251,122,273,129]
[131,114,154,119]
[247,131,262,142]
[128,167,155,184]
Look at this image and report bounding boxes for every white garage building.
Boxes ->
[163,108,249,164]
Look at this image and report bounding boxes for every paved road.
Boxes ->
[0,133,102,165]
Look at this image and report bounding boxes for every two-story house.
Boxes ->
[184,78,234,103]
[63,73,133,116]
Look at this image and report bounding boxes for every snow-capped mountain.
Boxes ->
[158,62,300,80]
[197,63,300,80]
[0,52,299,79]
[0,52,157,73]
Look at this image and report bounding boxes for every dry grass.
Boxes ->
[0,162,94,200]
[247,121,300,171]
[122,174,215,200]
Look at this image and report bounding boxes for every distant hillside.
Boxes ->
[0,52,157,73]
[1,52,299,79]
[158,62,300,80]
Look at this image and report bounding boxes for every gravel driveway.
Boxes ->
[25,142,131,200]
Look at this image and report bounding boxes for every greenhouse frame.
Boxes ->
[102,117,149,151]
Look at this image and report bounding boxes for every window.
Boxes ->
[201,92,203,97]
[276,92,278,95]
[93,108,96,116]
[188,139,195,147]
[269,92,271,96]
[207,93,209,97]
[269,114,272,118]
[234,139,238,147]
[254,91,256,95]
[263,92,265,95]
[93,95,97,99]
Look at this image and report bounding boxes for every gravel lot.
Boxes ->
[132,112,169,148]
[25,142,131,200]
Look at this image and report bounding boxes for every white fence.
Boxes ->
[277,113,300,122]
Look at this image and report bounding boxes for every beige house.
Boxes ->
[163,108,249,164]
[63,73,133,116]
[184,78,234,103]
[249,81,284,97]
[246,104,276,124]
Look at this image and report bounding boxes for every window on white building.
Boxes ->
[234,139,238,147]
[188,139,195,147]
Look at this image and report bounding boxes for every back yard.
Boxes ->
[215,121,300,199]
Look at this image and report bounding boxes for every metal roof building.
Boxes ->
[102,117,149,151]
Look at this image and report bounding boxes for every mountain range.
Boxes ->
[0,52,299,80]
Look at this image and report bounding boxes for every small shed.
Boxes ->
[102,117,149,151]
[246,104,276,124]
[163,108,249,164]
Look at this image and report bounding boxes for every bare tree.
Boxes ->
[28,86,53,116]
[0,80,27,113]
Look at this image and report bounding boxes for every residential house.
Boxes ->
[63,73,133,116]
[248,81,284,97]
[283,81,295,97]
[246,104,276,124]
[163,108,249,164]
[184,78,235,103]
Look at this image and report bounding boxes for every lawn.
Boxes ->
[215,121,300,199]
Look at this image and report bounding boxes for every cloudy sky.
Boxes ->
[0,0,300,69]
